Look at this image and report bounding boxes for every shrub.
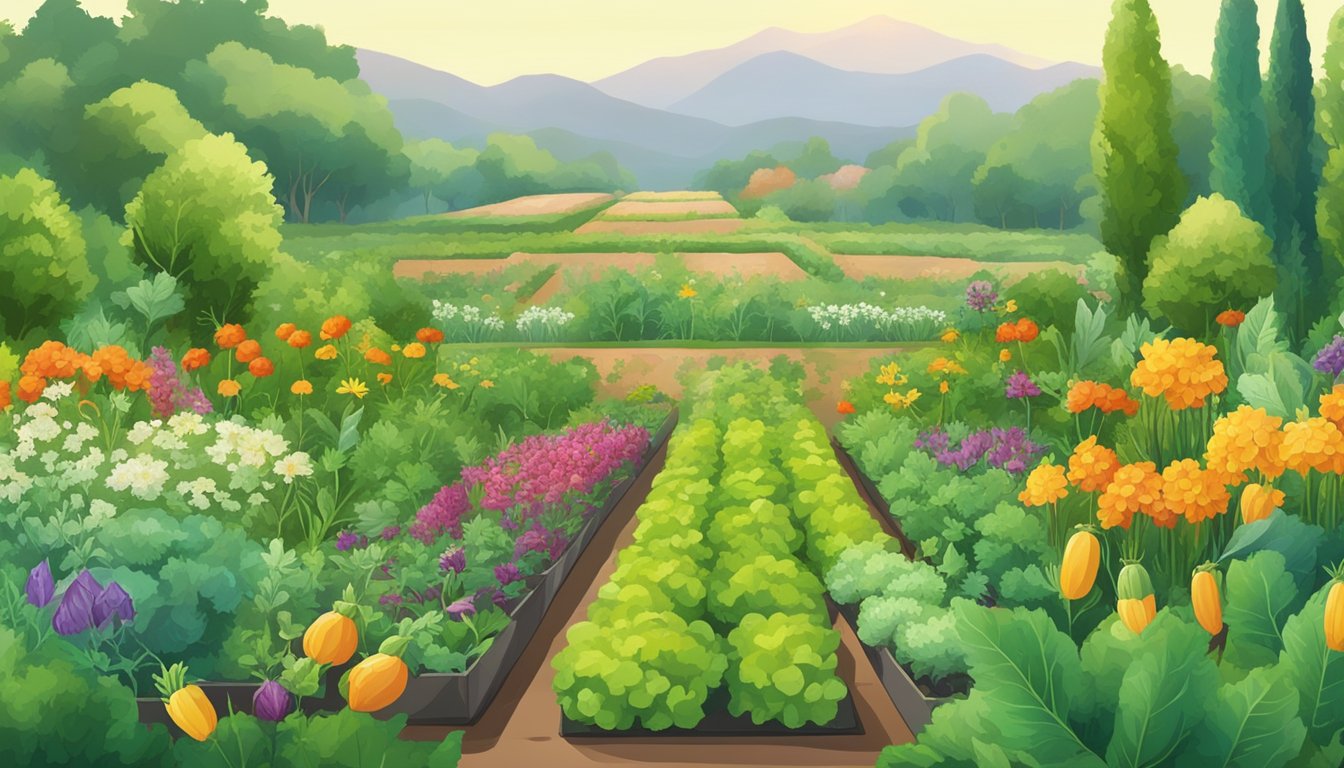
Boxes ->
[1007,268,1091,334]
[0,168,96,338]
[725,612,848,728]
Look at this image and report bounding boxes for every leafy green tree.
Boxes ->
[1209,0,1272,227]
[1318,7,1344,288]
[764,178,836,222]
[1143,194,1276,335]
[1093,0,1186,312]
[0,58,73,155]
[0,168,95,337]
[1266,0,1324,331]
[123,133,283,325]
[475,133,561,201]
[865,139,914,169]
[786,137,843,179]
[1172,67,1216,204]
[694,150,778,200]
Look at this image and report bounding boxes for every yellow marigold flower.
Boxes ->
[480,379,495,388]
[927,357,967,376]
[940,328,960,344]
[377,372,393,385]
[314,344,338,361]
[1067,436,1120,492]
[1240,483,1285,524]
[939,380,950,394]
[459,363,471,372]
[469,357,479,366]
[1019,463,1068,507]
[1319,385,1344,428]
[218,379,242,397]
[999,349,1011,363]
[883,388,921,410]
[1204,405,1284,483]
[402,343,426,359]
[678,284,697,299]
[1097,462,1162,530]
[433,373,460,390]
[391,344,402,353]
[1280,417,1344,475]
[1005,299,1019,313]
[290,380,313,396]
[1160,459,1231,525]
[1130,338,1227,410]
[337,378,369,399]
[876,362,907,387]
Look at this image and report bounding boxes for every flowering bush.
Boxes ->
[514,305,575,342]
[430,301,505,343]
[800,303,946,342]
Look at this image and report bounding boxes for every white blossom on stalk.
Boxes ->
[273,452,314,484]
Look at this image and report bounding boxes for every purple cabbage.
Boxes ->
[52,570,103,636]
[91,582,135,628]
[253,680,294,722]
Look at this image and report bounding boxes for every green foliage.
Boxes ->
[725,612,848,728]
[123,132,283,325]
[1318,6,1344,289]
[1142,194,1276,334]
[0,167,95,338]
[1222,551,1305,669]
[707,553,826,627]
[172,710,463,767]
[1007,269,1091,334]
[763,177,836,222]
[1230,296,1318,417]
[0,625,173,766]
[1277,586,1344,750]
[1094,0,1187,312]
[1209,0,1272,228]
[1180,665,1307,766]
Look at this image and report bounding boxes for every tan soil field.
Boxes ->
[601,199,739,218]
[443,193,614,218]
[834,254,1081,282]
[575,219,748,235]
[622,191,725,202]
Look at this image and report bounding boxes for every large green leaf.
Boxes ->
[1223,552,1303,669]
[1104,612,1221,768]
[1178,666,1306,768]
[1278,589,1344,749]
[1218,511,1323,582]
[1236,295,1288,369]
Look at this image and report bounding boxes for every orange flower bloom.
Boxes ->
[1205,405,1285,483]
[320,315,352,341]
[999,349,1011,363]
[364,348,392,366]
[21,341,83,380]
[218,379,242,397]
[1014,318,1039,343]
[290,379,314,396]
[1065,381,1139,417]
[377,372,393,385]
[1067,436,1120,492]
[433,373,460,389]
[214,324,247,349]
[995,323,1019,343]
[1066,381,1101,415]
[275,323,297,341]
[1319,385,1344,428]
[416,327,445,344]
[1098,387,1140,417]
[1160,459,1231,525]
[1130,338,1227,410]
[314,344,339,361]
[288,330,313,349]
[234,339,262,364]
[1097,462,1163,530]
[1280,417,1344,475]
[0,380,9,410]
[1240,483,1284,524]
[836,400,856,415]
[16,375,44,404]
[1019,463,1069,507]
[89,346,151,391]
[402,343,427,359]
[1215,310,1246,327]
[181,348,211,372]
[248,357,274,378]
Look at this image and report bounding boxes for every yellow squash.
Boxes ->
[1116,561,1156,635]
[153,662,217,742]
[1328,579,1344,653]
[1060,529,1100,600]
[347,653,409,712]
[1191,567,1223,636]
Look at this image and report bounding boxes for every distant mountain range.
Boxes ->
[355,17,1098,189]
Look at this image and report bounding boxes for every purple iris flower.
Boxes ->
[439,547,466,574]
[253,680,295,722]
[1314,335,1344,377]
[494,563,522,586]
[91,582,135,628]
[25,560,54,608]
[446,597,476,621]
[52,570,103,636]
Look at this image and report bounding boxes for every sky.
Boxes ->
[7,0,1340,85]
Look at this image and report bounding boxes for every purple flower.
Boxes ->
[25,560,54,608]
[1314,335,1344,377]
[253,680,294,722]
[380,526,401,541]
[1004,370,1041,399]
[966,280,998,312]
[91,582,135,628]
[439,547,466,574]
[513,528,549,560]
[985,427,1044,474]
[494,562,522,586]
[334,530,367,552]
[52,570,102,636]
[914,427,951,455]
[147,346,213,419]
[446,597,476,620]
[378,593,403,607]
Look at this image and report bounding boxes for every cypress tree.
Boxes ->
[1209,0,1272,228]
[1093,0,1186,313]
[1318,8,1344,287]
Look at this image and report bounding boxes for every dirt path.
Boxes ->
[833,254,1079,282]
[601,200,739,218]
[403,433,915,767]
[444,193,614,218]
[574,219,747,235]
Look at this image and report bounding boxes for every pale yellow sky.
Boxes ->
[7,0,1339,84]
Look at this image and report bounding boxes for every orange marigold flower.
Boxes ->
[288,330,313,349]
[1204,405,1285,483]
[181,348,211,372]
[1096,462,1163,530]
[836,400,856,415]
[1015,318,1040,343]
[1280,417,1344,475]
[999,349,1011,363]
[214,324,247,349]
[365,348,392,366]
[939,380,950,394]
[218,379,242,397]
[290,379,314,396]
[1066,381,1101,414]
[1240,483,1284,524]
[0,380,9,411]
[314,344,338,361]
[320,315,352,341]
[402,342,427,359]
[21,341,83,380]
[90,346,151,391]
[234,339,262,364]
[1215,309,1246,327]
[1160,459,1231,524]
[1067,436,1119,492]
[995,322,1020,343]
[248,357,274,378]
[433,373,460,389]
[377,372,393,385]
[275,323,297,341]
[1319,385,1344,428]
[1097,386,1140,417]
[416,327,445,344]
[16,375,45,404]
[480,379,495,388]
[1130,338,1227,410]
[1019,463,1069,507]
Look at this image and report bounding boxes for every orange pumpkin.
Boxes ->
[303,610,358,665]
[347,653,409,712]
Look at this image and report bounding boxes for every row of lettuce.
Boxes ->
[551,365,890,730]
[0,316,668,763]
[833,285,1344,766]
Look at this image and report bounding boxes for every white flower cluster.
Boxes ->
[515,305,575,341]
[803,303,947,341]
[430,300,506,342]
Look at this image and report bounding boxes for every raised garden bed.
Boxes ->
[136,664,349,737]
[559,687,862,737]
[831,437,919,558]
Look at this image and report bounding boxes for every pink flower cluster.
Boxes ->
[147,346,212,418]
[460,421,649,517]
